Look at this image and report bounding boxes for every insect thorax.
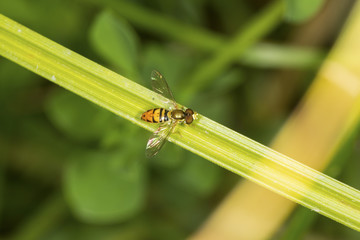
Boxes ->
[171,109,185,120]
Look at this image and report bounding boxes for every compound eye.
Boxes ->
[185,109,194,116]
[185,115,193,124]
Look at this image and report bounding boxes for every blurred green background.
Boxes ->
[0,0,359,239]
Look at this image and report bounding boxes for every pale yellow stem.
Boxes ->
[190,1,360,239]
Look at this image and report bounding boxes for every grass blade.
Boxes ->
[0,14,360,231]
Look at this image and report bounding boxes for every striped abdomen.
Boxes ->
[141,108,171,123]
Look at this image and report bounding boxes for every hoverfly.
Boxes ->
[141,70,196,158]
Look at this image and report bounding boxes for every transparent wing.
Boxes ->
[151,70,177,109]
[145,120,177,158]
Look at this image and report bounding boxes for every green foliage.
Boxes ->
[46,89,116,142]
[64,150,146,223]
[90,10,139,79]
[0,0,359,239]
[284,0,325,23]
[175,155,221,196]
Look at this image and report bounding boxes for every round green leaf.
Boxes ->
[90,10,139,77]
[64,150,146,223]
[45,89,116,142]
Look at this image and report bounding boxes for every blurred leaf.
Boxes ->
[64,150,146,223]
[146,218,186,240]
[99,0,224,51]
[194,93,234,127]
[153,0,206,25]
[45,89,116,142]
[210,69,244,95]
[0,0,86,43]
[10,194,68,240]
[149,142,184,169]
[44,221,149,240]
[3,118,67,182]
[0,145,4,218]
[179,0,284,101]
[284,0,325,23]
[154,172,212,231]
[90,10,139,79]
[0,60,40,92]
[210,0,250,33]
[175,155,221,196]
[141,43,196,89]
[100,122,139,149]
[241,43,325,69]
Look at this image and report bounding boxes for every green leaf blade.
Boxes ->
[1,14,360,231]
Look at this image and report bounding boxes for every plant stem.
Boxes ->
[87,0,323,70]
[180,0,284,101]
[89,0,225,51]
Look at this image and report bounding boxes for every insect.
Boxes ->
[141,70,196,158]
